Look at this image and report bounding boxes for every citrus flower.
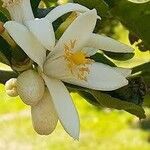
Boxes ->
[2,0,90,139]
[3,1,134,139]
[43,9,133,91]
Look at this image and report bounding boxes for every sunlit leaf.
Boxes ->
[104,51,135,61]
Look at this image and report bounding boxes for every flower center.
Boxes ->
[69,51,87,65]
[64,40,92,81]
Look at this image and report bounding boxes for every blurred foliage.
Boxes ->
[1,90,150,149]
[75,0,150,51]
[107,0,150,50]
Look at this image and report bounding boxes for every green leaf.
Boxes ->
[109,0,150,49]
[104,51,135,61]
[66,84,146,119]
[90,52,116,67]
[88,90,146,119]
[78,91,101,106]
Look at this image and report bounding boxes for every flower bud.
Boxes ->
[17,70,45,106]
[5,78,18,97]
[31,89,58,135]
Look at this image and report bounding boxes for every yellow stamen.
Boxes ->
[70,51,87,65]
[64,40,92,81]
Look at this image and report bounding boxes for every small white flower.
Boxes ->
[3,2,134,139]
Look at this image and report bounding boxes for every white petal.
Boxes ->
[25,18,55,51]
[43,75,80,140]
[3,0,34,23]
[63,62,129,91]
[45,3,89,22]
[31,89,58,135]
[4,21,46,68]
[81,47,98,56]
[49,9,97,58]
[114,67,132,77]
[44,56,72,79]
[6,4,24,23]
[87,33,134,53]
[21,0,34,22]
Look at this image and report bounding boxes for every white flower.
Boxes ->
[3,1,90,139]
[3,2,134,139]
